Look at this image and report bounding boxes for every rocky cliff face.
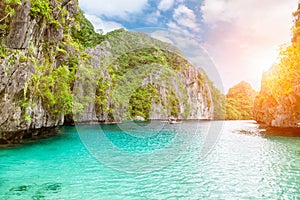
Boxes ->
[254,68,300,128]
[0,0,78,143]
[254,4,300,128]
[75,30,213,122]
[0,1,214,144]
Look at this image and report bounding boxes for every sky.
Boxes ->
[79,0,298,93]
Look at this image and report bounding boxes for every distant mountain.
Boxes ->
[226,81,257,120]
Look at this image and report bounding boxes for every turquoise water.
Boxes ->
[0,120,300,199]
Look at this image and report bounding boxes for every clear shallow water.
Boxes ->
[0,120,300,199]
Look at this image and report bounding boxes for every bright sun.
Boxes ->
[251,48,279,74]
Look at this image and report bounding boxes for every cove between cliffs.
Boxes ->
[1,120,300,147]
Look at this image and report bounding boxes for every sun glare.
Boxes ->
[251,48,279,74]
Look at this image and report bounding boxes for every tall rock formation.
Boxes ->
[74,29,214,123]
[254,3,300,128]
[0,0,78,143]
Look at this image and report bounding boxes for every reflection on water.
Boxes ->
[0,120,299,199]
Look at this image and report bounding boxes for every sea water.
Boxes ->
[0,121,299,199]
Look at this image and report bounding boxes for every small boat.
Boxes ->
[169,120,182,124]
[168,117,182,124]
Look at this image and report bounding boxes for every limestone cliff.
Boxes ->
[0,1,214,144]
[74,30,214,122]
[254,67,300,128]
[0,0,79,142]
[254,3,300,128]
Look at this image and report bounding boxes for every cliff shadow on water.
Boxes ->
[0,127,59,146]
[258,125,300,137]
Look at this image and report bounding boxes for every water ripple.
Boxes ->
[0,121,299,199]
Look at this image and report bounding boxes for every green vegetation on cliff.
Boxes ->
[129,84,160,119]
[71,10,106,48]
[0,0,20,38]
[97,29,192,120]
[226,81,257,120]
[0,0,86,135]
[207,79,226,120]
[254,3,300,127]
[0,0,98,119]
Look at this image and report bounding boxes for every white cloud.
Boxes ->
[200,0,228,24]
[158,0,175,11]
[145,11,161,24]
[79,0,148,18]
[173,5,201,32]
[85,14,124,34]
[200,0,298,91]
[167,21,190,36]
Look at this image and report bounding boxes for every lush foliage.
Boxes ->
[226,81,257,120]
[28,64,74,115]
[98,29,192,120]
[30,0,51,20]
[13,1,88,119]
[0,0,21,37]
[71,11,106,48]
[129,84,159,119]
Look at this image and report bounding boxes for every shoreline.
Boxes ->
[1,120,299,147]
[258,125,300,137]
